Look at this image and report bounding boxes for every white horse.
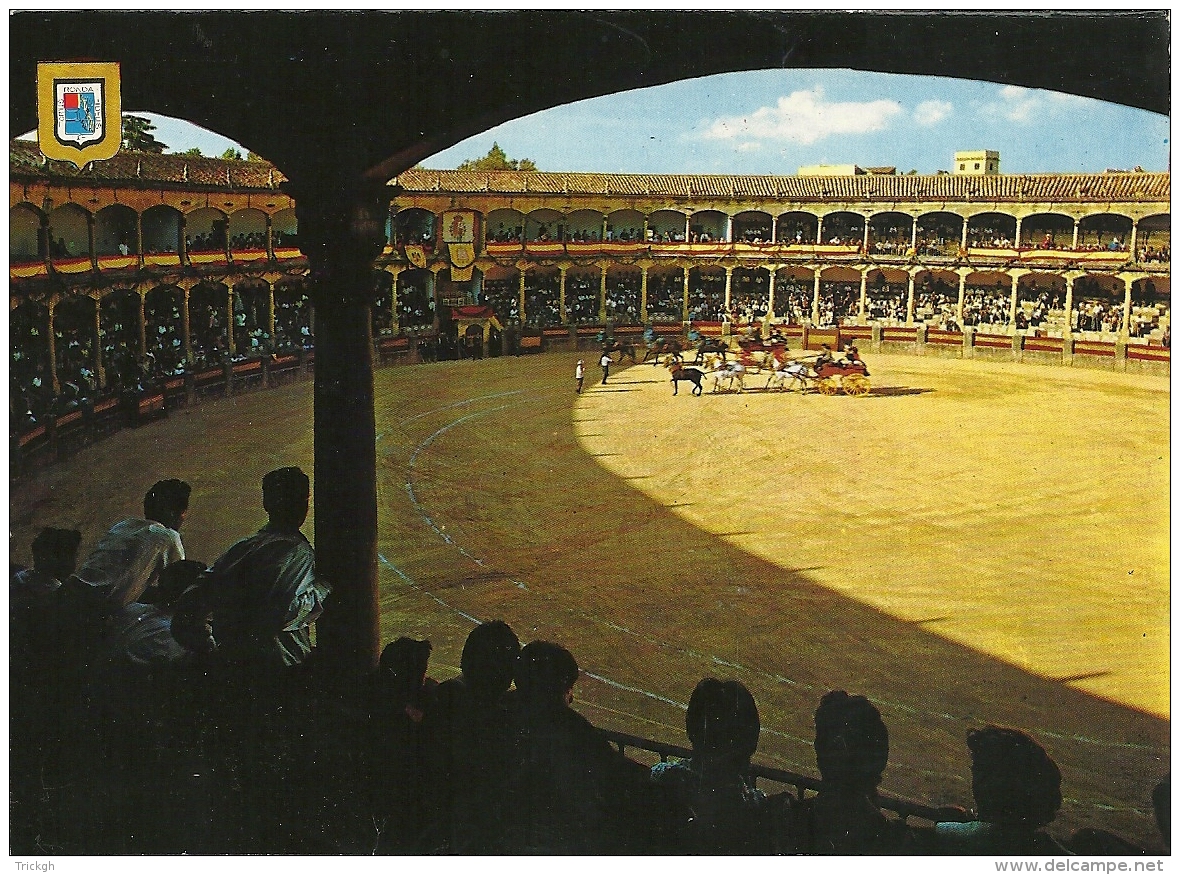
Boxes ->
[710,361,746,393]
[766,358,810,392]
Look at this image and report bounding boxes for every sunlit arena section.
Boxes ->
[8,8,1171,860]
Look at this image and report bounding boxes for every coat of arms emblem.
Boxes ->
[37,62,121,167]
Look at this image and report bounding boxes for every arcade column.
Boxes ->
[295,182,387,674]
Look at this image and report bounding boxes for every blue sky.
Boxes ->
[19,68,1169,175]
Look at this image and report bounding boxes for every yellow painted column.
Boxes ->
[811,271,821,324]
[859,269,869,324]
[1063,274,1074,337]
[906,272,916,326]
[682,266,690,322]
[518,268,526,324]
[1009,274,1020,326]
[599,265,607,322]
[957,272,967,328]
[639,266,648,323]
[723,266,733,311]
[559,266,568,324]
[180,280,193,363]
[1121,276,1134,336]
[766,268,777,321]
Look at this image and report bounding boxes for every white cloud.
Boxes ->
[913,99,952,127]
[702,87,902,146]
[979,84,1041,124]
[735,141,762,152]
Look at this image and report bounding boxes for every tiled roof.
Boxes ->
[9,138,287,190]
[392,168,1170,203]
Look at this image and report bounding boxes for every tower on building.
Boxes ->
[953,150,1000,175]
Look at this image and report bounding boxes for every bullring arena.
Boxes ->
[10,346,1169,849]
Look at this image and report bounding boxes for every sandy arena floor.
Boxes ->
[9,350,1169,849]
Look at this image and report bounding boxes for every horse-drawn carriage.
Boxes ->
[797,360,871,396]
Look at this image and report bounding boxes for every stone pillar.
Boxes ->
[1129,219,1139,261]
[910,217,918,253]
[48,303,59,395]
[138,289,148,358]
[559,266,568,324]
[811,271,821,325]
[859,270,869,325]
[1121,276,1134,337]
[266,213,275,260]
[684,214,691,242]
[1072,220,1080,251]
[767,268,777,321]
[180,279,194,363]
[726,215,734,243]
[598,265,607,322]
[296,181,387,673]
[136,211,144,268]
[93,298,104,388]
[1063,274,1075,338]
[1014,216,1023,248]
[770,217,777,244]
[640,266,649,323]
[861,219,870,252]
[816,215,824,246]
[957,272,967,328]
[389,266,401,333]
[87,214,98,270]
[960,219,969,251]
[226,285,236,356]
[723,266,733,312]
[267,281,277,346]
[602,215,609,243]
[1009,274,1019,327]
[178,213,189,266]
[906,273,916,326]
[682,266,690,322]
[519,268,527,324]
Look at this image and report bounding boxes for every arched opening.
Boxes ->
[53,295,97,394]
[233,279,272,355]
[687,210,726,243]
[819,211,863,247]
[1070,274,1124,335]
[10,204,43,262]
[732,210,772,244]
[94,204,138,257]
[819,265,863,326]
[687,266,725,321]
[966,212,1017,249]
[565,268,601,324]
[773,266,814,322]
[1131,276,1170,342]
[605,209,644,243]
[186,207,228,254]
[524,208,562,243]
[564,209,604,244]
[777,211,819,246]
[1015,273,1065,331]
[915,211,964,257]
[143,285,186,376]
[524,267,562,326]
[10,301,51,423]
[646,267,684,321]
[864,267,909,323]
[913,269,960,327]
[99,288,142,385]
[478,265,520,326]
[142,205,183,257]
[189,281,230,367]
[963,271,1013,328]
[1020,212,1075,250]
[228,208,268,253]
[603,266,640,324]
[392,207,437,251]
[867,211,913,255]
[1077,213,1133,252]
[273,208,298,250]
[486,208,524,244]
[47,203,90,262]
[647,209,687,244]
[274,277,312,353]
[730,267,770,322]
[1136,214,1169,262]
[372,271,395,337]
[396,268,435,329]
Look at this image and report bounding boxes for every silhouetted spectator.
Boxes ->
[11,527,82,614]
[65,479,190,614]
[505,640,653,853]
[935,726,1071,855]
[188,466,329,672]
[651,677,788,853]
[370,636,438,851]
[421,620,521,853]
[791,690,913,854]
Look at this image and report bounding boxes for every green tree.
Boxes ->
[220,147,244,161]
[178,147,203,157]
[121,114,167,153]
[246,151,268,163]
[456,141,538,171]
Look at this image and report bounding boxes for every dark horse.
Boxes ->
[602,339,639,363]
[667,361,704,396]
[642,335,684,365]
[693,337,729,364]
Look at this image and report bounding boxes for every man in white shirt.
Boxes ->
[70,479,190,613]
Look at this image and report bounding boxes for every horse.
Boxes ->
[643,336,684,365]
[602,339,638,363]
[692,337,730,364]
[709,361,746,393]
[666,361,704,396]
[766,358,810,392]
